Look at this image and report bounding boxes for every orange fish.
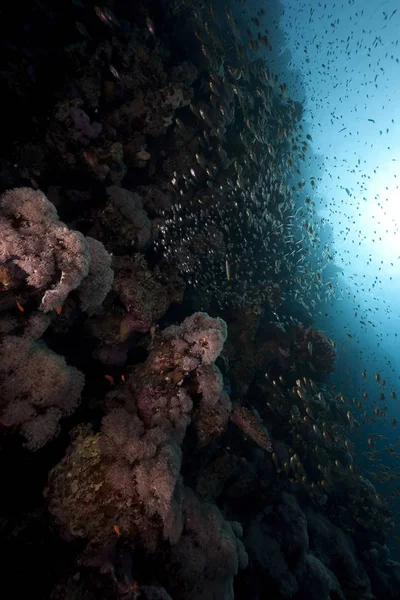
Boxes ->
[121,374,126,382]
[113,524,121,536]
[16,299,24,312]
[105,375,115,386]
[56,305,63,315]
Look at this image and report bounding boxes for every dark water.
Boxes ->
[0,0,400,598]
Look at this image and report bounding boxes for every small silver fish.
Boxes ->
[75,21,91,38]
[225,259,231,281]
[109,64,120,80]
[146,16,155,36]
[94,6,119,28]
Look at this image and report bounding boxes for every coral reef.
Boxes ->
[0,1,398,599]
[45,312,247,598]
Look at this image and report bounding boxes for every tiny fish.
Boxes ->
[146,16,155,36]
[75,21,91,38]
[82,150,97,169]
[109,64,120,80]
[130,582,139,592]
[368,118,375,123]
[105,374,115,385]
[16,299,24,312]
[225,259,231,281]
[94,6,119,28]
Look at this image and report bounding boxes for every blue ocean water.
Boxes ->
[277,0,400,558]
